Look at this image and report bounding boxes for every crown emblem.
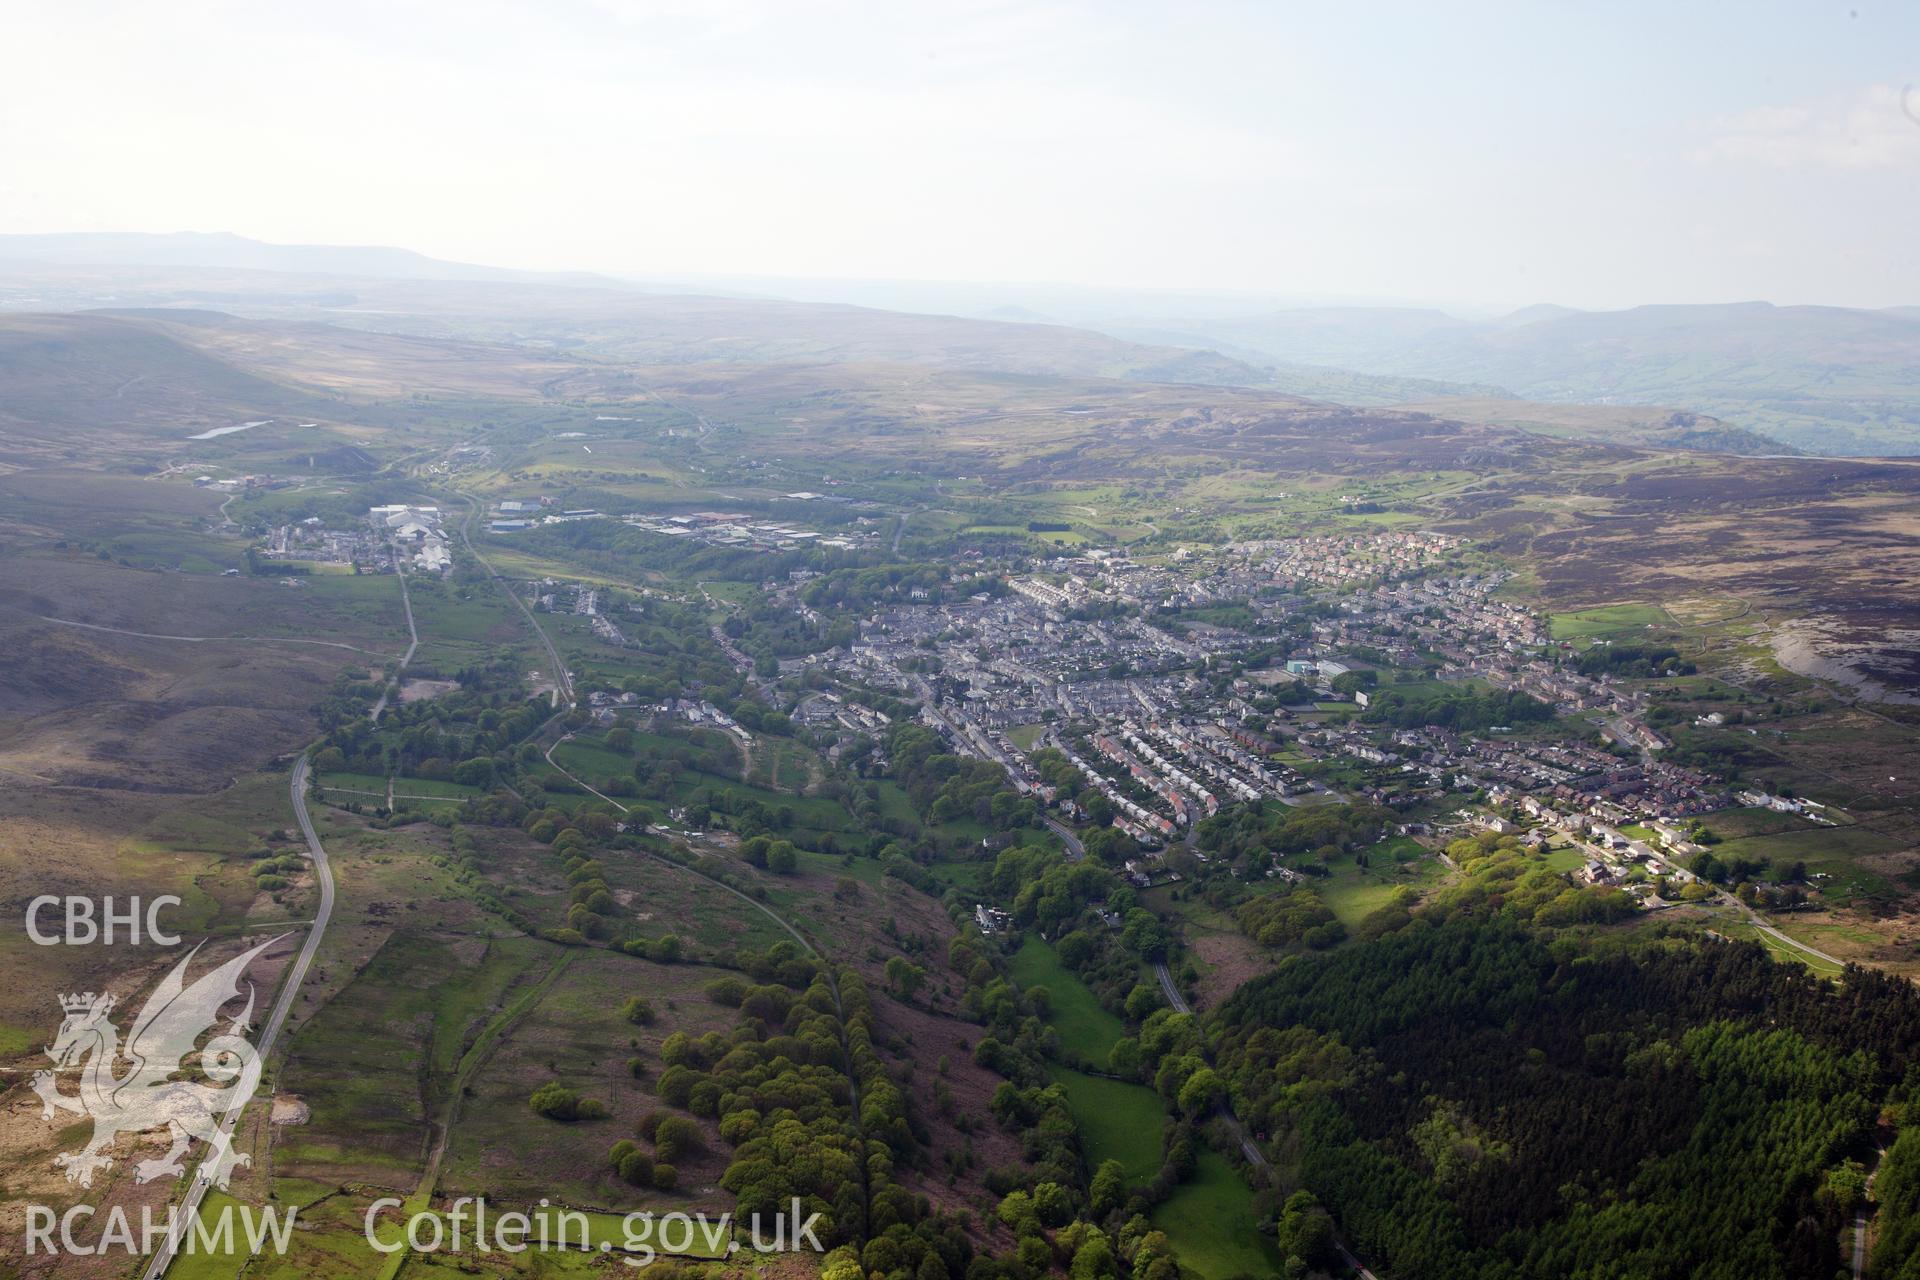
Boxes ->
[60,992,114,1016]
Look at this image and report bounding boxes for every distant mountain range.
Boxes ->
[1094,301,1920,455]
[2,233,1915,454]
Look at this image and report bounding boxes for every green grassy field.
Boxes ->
[1010,938,1271,1280]
[666,770,851,831]
[1710,823,1903,904]
[443,947,739,1208]
[551,739,634,779]
[1541,845,1589,873]
[552,736,850,833]
[1047,1065,1164,1180]
[408,587,519,643]
[1704,806,1825,840]
[1150,1150,1286,1279]
[926,857,994,895]
[1008,937,1126,1064]
[317,770,391,793]
[262,573,410,642]
[275,931,542,1184]
[1315,847,1446,928]
[391,776,484,799]
[1550,603,1668,641]
[795,847,888,886]
[1008,723,1046,751]
[748,736,820,791]
[875,780,924,828]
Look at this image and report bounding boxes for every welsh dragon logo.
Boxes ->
[32,935,284,1190]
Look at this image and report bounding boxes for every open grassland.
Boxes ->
[445,947,738,1210]
[1716,824,1906,903]
[275,931,537,1186]
[746,735,822,792]
[403,573,532,653]
[1551,603,1669,640]
[1150,1150,1286,1280]
[1047,1066,1164,1180]
[1007,723,1046,751]
[0,605,353,792]
[1717,919,1848,978]
[1541,844,1589,873]
[1008,937,1127,1064]
[1316,846,1448,928]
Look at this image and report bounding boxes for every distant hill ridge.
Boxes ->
[3,233,1914,453]
[0,230,616,287]
[1097,299,1920,455]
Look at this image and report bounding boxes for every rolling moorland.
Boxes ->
[0,280,1918,1280]
[6,233,1907,457]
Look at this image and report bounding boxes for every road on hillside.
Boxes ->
[1153,961,1265,1163]
[143,753,336,1280]
[1152,959,1189,1014]
[1736,897,1845,967]
[367,566,420,722]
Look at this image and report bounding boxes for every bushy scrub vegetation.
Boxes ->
[1574,643,1695,678]
[1235,886,1344,950]
[1194,800,1394,873]
[624,939,1003,1274]
[1429,830,1639,928]
[529,1082,606,1121]
[890,723,1040,831]
[1361,686,1553,732]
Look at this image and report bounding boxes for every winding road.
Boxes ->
[143,752,336,1279]
[1149,964,1271,1170]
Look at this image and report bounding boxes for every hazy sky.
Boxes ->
[5,0,1920,308]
